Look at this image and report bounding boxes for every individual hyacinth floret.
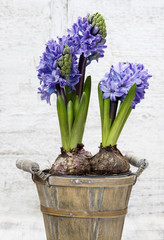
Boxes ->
[37,37,81,104]
[67,12,107,64]
[99,62,152,108]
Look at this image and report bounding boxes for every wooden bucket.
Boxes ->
[33,174,134,240]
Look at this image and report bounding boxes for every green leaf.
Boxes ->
[102,98,111,147]
[106,83,137,146]
[98,84,104,137]
[74,95,80,117]
[114,107,132,144]
[66,76,91,150]
[57,95,70,151]
[83,75,91,122]
[67,100,74,138]
[70,92,86,149]
[65,86,76,103]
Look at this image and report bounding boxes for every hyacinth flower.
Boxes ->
[37,13,107,175]
[90,62,152,174]
[67,12,107,99]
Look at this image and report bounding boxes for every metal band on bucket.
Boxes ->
[40,205,127,219]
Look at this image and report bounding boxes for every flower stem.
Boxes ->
[110,100,118,126]
[67,100,74,139]
[60,88,67,106]
[102,98,111,147]
[56,85,67,106]
[98,84,104,140]
[76,53,87,100]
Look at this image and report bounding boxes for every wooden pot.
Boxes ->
[16,158,148,240]
[33,174,133,240]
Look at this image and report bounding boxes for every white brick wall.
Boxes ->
[0,0,164,239]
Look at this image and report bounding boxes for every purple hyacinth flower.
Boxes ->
[99,62,152,108]
[37,36,81,104]
[67,14,107,65]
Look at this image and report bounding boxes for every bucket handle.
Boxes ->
[16,156,148,184]
[125,155,149,184]
[16,159,50,181]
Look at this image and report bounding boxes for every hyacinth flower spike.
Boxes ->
[67,12,107,100]
[37,13,107,175]
[91,62,152,174]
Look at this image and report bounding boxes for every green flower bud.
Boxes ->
[57,44,72,79]
[88,14,93,23]
[63,44,71,55]
[57,60,64,68]
[88,12,107,38]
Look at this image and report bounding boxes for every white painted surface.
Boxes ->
[0,0,164,239]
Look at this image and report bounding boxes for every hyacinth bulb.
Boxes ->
[50,146,92,175]
[90,145,130,174]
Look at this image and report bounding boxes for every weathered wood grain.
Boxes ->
[34,175,134,240]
